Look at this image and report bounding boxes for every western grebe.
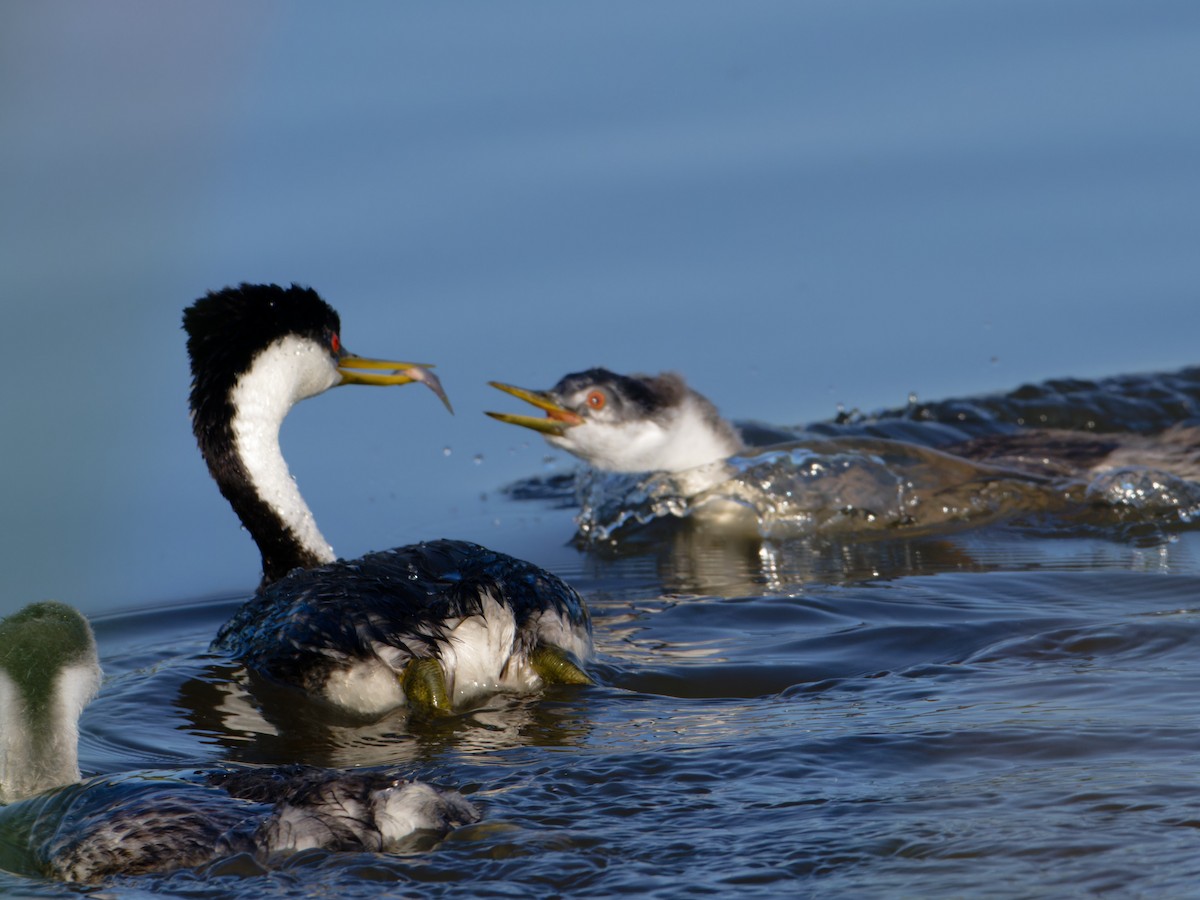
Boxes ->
[0,601,478,883]
[185,284,592,717]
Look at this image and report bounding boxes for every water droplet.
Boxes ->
[442,446,452,457]
[907,392,918,406]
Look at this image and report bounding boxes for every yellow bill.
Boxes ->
[486,381,583,435]
[339,354,453,413]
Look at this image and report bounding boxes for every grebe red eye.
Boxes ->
[330,333,341,354]
[586,390,606,410]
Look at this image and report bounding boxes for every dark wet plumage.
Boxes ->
[5,765,477,884]
[213,539,591,700]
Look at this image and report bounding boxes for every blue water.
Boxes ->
[3,2,1200,896]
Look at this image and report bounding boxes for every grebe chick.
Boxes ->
[488,368,743,473]
[0,602,478,884]
[0,602,99,805]
[186,284,592,717]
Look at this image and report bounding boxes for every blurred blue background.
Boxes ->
[3,1,1199,613]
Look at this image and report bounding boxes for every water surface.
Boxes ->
[3,2,1200,897]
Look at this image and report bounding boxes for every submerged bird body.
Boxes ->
[490,366,1200,484]
[186,284,591,715]
[0,602,477,884]
[947,425,1200,483]
[488,367,1200,539]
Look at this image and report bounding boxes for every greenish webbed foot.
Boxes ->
[531,645,593,686]
[401,657,452,712]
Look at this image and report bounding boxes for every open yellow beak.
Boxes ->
[338,354,453,413]
[485,381,583,436]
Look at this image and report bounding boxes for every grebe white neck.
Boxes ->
[0,659,101,804]
[228,335,341,567]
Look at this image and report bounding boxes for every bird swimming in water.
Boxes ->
[488,366,1200,539]
[0,601,478,884]
[185,284,592,717]
[488,367,1200,483]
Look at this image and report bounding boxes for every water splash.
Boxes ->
[1085,468,1200,524]
[571,440,1200,545]
[574,439,1066,542]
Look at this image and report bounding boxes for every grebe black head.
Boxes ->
[488,368,744,473]
[185,284,592,717]
[185,283,450,586]
[0,602,478,883]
